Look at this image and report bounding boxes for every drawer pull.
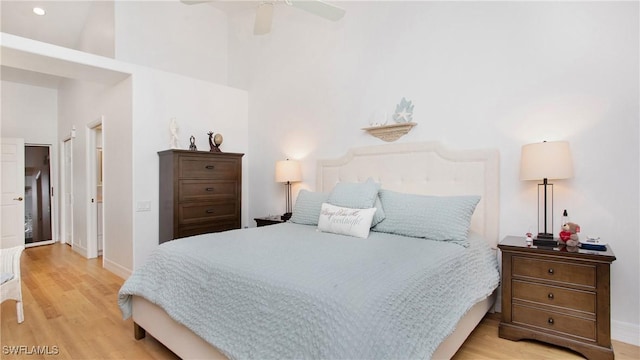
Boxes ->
[205,209,215,214]
[547,293,554,300]
[205,187,214,192]
[548,317,554,325]
[548,268,554,275]
[205,165,215,170]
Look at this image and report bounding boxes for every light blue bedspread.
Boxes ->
[118,223,499,359]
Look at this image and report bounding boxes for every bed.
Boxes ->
[119,141,500,359]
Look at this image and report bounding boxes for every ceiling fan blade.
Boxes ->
[180,0,213,5]
[254,3,274,35]
[289,0,345,21]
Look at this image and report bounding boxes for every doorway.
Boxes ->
[87,118,104,259]
[24,145,53,247]
[61,138,74,247]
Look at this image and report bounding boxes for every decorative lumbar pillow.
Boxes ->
[327,178,385,226]
[317,203,377,239]
[373,190,480,246]
[290,190,329,226]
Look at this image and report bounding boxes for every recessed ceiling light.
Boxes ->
[33,7,46,16]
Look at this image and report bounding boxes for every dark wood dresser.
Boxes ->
[158,150,243,244]
[498,236,616,360]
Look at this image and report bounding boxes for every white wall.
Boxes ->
[130,66,249,269]
[115,0,228,84]
[57,77,133,278]
[227,1,639,344]
[1,81,58,144]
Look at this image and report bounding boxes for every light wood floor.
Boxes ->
[1,243,638,359]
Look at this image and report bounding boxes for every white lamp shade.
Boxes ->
[520,141,573,180]
[275,160,302,183]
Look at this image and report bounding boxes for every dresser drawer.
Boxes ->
[513,280,595,314]
[178,157,239,180]
[179,180,237,202]
[177,221,239,239]
[512,256,596,288]
[513,304,596,341]
[178,201,238,225]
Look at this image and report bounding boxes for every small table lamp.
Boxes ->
[275,159,302,221]
[520,141,573,246]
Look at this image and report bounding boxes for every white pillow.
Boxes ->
[317,203,377,239]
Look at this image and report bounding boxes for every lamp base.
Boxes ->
[533,234,558,247]
[281,212,292,221]
[536,232,554,239]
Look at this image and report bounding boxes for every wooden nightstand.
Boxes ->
[254,216,285,227]
[498,236,616,360]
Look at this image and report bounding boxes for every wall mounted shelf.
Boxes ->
[362,122,417,142]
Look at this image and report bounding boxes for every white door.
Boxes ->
[61,139,73,246]
[1,138,26,249]
[86,120,102,259]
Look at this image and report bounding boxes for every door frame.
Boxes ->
[60,136,74,247]
[86,116,104,259]
[24,143,56,248]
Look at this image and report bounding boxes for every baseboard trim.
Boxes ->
[72,244,87,258]
[612,320,640,346]
[103,258,131,280]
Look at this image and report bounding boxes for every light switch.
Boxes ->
[136,201,151,212]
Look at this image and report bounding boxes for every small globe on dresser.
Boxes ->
[214,133,223,146]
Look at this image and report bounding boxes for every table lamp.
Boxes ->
[520,141,573,246]
[275,159,302,221]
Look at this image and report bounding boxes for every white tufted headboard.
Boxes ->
[317,142,500,248]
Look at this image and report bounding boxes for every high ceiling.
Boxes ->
[1,1,98,88]
[1,1,94,50]
[0,0,257,88]
[0,0,258,49]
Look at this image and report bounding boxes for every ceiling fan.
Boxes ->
[181,0,346,35]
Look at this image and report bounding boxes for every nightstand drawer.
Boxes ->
[179,180,237,202]
[179,201,238,224]
[179,157,239,180]
[512,256,596,288]
[513,304,596,341]
[513,280,595,314]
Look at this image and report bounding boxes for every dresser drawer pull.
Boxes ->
[205,165,215,170]
[548,317,554,325]
[547,293,554,299]
[205,209,215,214]
[548,268,554,275]
[205,187,214,192]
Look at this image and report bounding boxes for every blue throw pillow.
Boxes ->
[326,178,385,226]
[290,190,329,225]
[372,190,480,246]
